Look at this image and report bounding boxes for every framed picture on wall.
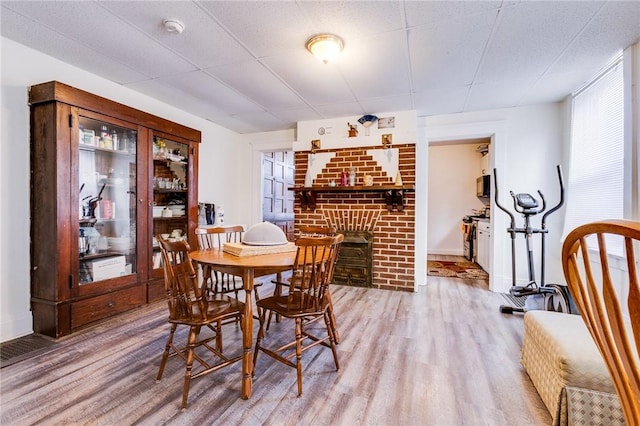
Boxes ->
[378,116,395,129]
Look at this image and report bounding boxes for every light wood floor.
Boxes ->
[0,260,551,425]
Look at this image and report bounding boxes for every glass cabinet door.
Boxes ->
[151,135,189,272]
[78,117,137,284]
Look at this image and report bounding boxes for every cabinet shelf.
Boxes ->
[153,189,187,194]
[80,143,135,156]
[289,185,414,211]
[153,158,187,164]
[153,216,187,221]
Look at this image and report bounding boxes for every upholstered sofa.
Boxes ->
[521,310,625,425]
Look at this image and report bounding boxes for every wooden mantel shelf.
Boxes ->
[289,185,415,211]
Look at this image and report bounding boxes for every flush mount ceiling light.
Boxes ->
[306,34,344,64]
[163,19,185,34]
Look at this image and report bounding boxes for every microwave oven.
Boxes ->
[476,175,490,198]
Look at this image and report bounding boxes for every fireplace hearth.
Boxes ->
[333,230,373,287]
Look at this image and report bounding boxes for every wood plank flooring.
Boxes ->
[0,261,551,425]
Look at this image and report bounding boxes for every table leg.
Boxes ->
[241,268,254,399]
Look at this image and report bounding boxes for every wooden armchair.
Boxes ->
[155,237,245,410]
[562,220,640,425]
[253,234,344,396]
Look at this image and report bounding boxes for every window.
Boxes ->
[564,54,625,254]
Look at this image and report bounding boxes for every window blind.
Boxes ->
[564,57,624,255]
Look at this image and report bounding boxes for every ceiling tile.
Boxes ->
[359,94,414,116]
[476,1,602,84]
[198,1,313,58]
[263,50,355,105]
[408,11,497,91]
[544,1,640,76]
[299,1,405,39]
[465,79,531,111]
[230,110,288,133]
[413,86,469,116]
[4,1,197,78]
[1,6,149,84]
[205,60,306,110]
[270,107,324,125]
[404,1,503,28]
[160,70,264,115]
[99,0,255,69]
[339,30,412,99]
[314,101,366,119]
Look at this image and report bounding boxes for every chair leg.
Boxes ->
[157,323,177,381]
[295,318,303,397]
[202,265,212,297]
[215,319,223,352]
[266,283,282,331]
[252,307,267,377]
[181,326,198,411]
[325,311,340,371]
[325,292,340,344]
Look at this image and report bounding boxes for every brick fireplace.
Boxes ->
[293,144,416,292]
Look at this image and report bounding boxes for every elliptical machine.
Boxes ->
[494,165,574,314]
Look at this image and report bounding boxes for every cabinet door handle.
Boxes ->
[107,301,115,308]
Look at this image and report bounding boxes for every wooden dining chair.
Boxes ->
[155,237,245,410]
[562,220,640,425]
[195,226,263,301]
[269,225,337,294]
[253,234,344,396]
[297,225,337,237]
[268,225,341,343]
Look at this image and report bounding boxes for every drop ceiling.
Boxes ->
[2,1,639,134]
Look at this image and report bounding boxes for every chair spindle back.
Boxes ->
[562,219,640,425]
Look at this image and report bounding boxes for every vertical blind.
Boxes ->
[564,57,624,254]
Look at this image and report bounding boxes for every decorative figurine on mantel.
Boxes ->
[348,123,358,137]
[358,114,378,136]
[395,170,404,186]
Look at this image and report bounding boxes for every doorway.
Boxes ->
[427,138,491,273]
[262,151,295,240]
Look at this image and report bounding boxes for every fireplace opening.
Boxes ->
[332,230,373,288]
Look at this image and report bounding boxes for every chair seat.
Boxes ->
[169,294,245,325]
[257,294,328,318]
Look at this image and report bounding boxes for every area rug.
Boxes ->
[427,260,489,280]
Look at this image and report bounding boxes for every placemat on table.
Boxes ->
[223,242,297,257]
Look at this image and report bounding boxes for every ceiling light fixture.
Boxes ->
[306,34,344,64]
[163,19,185,34]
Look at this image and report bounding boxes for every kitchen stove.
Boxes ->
[462,214,489,261]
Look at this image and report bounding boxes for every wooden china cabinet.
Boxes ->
[29,81,200,338]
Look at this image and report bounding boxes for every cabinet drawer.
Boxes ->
[71,285,144,330]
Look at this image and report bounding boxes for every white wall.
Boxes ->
[0,37,250,342]
[427,143,487,255]
[422,104,566,293]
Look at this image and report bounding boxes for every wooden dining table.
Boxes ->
[189,248,296,400]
